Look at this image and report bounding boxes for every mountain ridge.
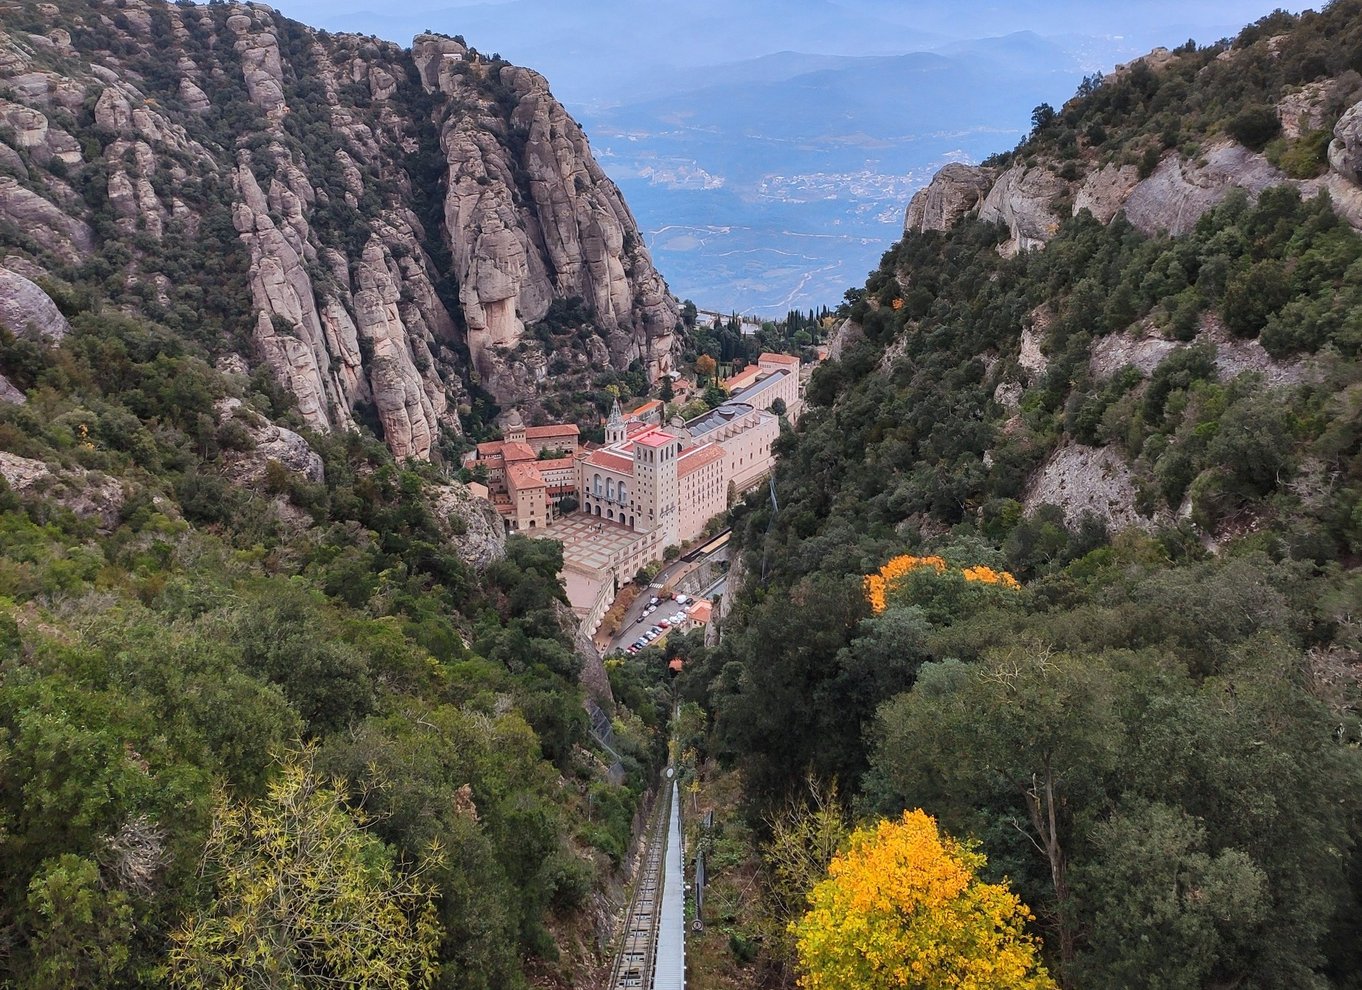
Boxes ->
[0,0,681,458]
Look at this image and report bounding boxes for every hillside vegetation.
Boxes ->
[678,4,1362,989]
[0,307,669,987]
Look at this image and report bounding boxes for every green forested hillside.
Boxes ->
[681,5,1362,989]
[0,309,667,988]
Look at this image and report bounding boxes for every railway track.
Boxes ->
[608,779,672,990]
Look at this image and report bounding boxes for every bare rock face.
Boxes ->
[1089,323,1180,380]
[1025,443,1161,532]
[1278,80,1341,139]
[0,177,93,263]
[977,164,1065,255]
[429,481,508,569]
[904,163,992,234]
[0,265,69,340]
[0,8,681,463]
[0,373,25,404]
[428,49,680,401]
[1124,142,1288,236]
[827,318,863,361]
[1073,163,1141,223]
[1328,100,1362,185]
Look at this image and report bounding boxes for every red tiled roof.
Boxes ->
[722,368,760,391]
[634,430,674,448]
[585,451,634,474]
[506,462,546,490]
[668,657,684,673]
[476,440,504,456]
[524,423,579,439]
[625,421,652,438]
[688,601,713,623]
[759,352,800,367]
[678,443,723,476]
[536,456,576,471]
[631,399,663,417]
[502,441,537,462]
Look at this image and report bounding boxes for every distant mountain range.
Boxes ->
[277,0,1301,312]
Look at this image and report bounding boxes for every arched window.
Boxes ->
[618,482,627,504]
[594,473,602,496]
[608,509,615,520]
[594,504,602,516]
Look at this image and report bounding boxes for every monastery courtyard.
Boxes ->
[540,514,643,573]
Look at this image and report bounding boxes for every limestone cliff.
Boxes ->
[903,44,1362,251]
[0,0,680,459]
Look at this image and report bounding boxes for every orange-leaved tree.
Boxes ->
[863,554,1019,614]
[792,809,1055,990]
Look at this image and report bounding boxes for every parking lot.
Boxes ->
[612,590,701,655]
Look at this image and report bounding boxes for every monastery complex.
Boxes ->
[463,352,803,627]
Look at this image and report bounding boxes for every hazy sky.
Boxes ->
[265,0,1309,107]
[258,0,1312,311]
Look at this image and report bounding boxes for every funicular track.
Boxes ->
[609,779,672,990]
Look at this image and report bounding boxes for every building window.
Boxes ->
[595,505,602,516]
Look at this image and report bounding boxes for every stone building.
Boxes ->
[467,353,797,542]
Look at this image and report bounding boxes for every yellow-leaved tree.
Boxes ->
[792,809,1055,990]
[168,746,440,990]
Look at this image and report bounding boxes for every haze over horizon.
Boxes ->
[267,0,1309,315]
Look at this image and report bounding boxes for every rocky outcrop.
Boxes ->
[1328,100,1362,184]
[827,318,863,361]
[1024,443,1160,532]
[1073,163,1141,223]
[430,481,507,569]
[1124,142,1289,236]
[0,373,25,404]
[0,176,93,264]
[427,48,679,399]
[0,451,124,531]
[0,265,69,340]
[1277,78,1347,139]
[904,163,992,234]
[216,398,325,489]
[0,5,681,462]
[977,164,1065,255]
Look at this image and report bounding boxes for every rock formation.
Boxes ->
[0,450,124,531]
[0,2,681,462]
[903,163,992,234]
[429,480,508,569]
[0,265,69,340]
[977,164,1066,255]
[905,61,1362,255]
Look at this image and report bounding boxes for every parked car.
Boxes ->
[649,596,660,607]
[675,594,690,605]
[658,619,670,629]
[635,614,645,623]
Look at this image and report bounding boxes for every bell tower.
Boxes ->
[606,397,627,445]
